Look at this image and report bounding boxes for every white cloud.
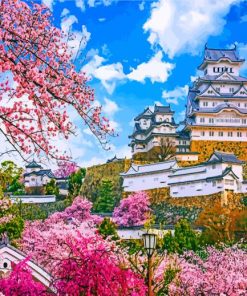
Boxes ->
[82,55,125,94]
[98,18,106,22]
[61,8,70,17]
[42,0,54,10]
[139,1,145,11]
[61,15,78,33]
[75,0,86,11]
[102,98,120,116]
[162,85,188,105]
[127,51,174,83]
[143,0,242,58]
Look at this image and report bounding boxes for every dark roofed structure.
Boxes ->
[198,45,245,70]
[209,151,244,164]
[106,155,124,163]
[25,160,42,169]
[154,104,174,114]
[23,169,55,178]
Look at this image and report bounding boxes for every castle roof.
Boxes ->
[25,160,42,169]
[106,155,124,163]
[154,104,174,114]
[189,102,247,115]
[121,159,178,176]
[23,169,55,178]
[208,151,244,164]
[198,45,245,70]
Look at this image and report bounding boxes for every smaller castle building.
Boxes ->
[121,151,247,198]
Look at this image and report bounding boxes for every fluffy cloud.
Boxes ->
[75,0,86,11]
[102,98,120,116]
[143,0,243,58]
[82,55,125,94]
[42,0,54,10]
[127,51,174,83]
[162,85,188,105]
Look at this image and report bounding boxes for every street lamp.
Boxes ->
[142,232,157,296]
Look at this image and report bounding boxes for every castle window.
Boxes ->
[228,131,233,137]
[229,68,233,73]
[242,119,246,124]
[183,140,187,145]
[212,102,216,107]
[209,131,214,137]
[240,91,246,95]
[229,88,234,93]
[143,120,147,126]
[208,90,213,94]
[212,181,217,187]
[200,117,205,123]
[218,131,224,137]
[209,118,214,123]
[238,103,241,107]
[216,87,220,92]
[212,164,216,169]
[201,131,205,136]
[203,101,208,107]
[245,103,247,108]
[237,132,242,137]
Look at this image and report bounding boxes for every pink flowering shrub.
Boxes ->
[19,195,147,295]
[52,233,147,295]
[113,191,151,227]
[156,247,247,295]
[0,260,48,295]
[54,161,78,178]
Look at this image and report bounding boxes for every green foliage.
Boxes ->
[81,160,126,203]
[12,200,70,221]
[94,180,115,213]
[0,216,24,240]
[45,179,59,196]
[0,160,23,192]
[241,196,247,207]
[98,218,119,240]
[68,168,86,197]
[156,266,180,296]
[162,219,202,254]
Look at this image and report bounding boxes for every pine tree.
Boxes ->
[94,180,115,213]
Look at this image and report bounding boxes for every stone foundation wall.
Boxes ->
[190,140,247,162]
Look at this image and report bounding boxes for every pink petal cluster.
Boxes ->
[0,0,113,159]
[0,259,48,296]
[54,161,79,178]
[19,196,146,294]
[156,247,247,296]
[113,191,151,227]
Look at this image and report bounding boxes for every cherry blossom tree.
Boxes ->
[54,161,79,178]
[113,191,151,227]
[0,259,48,295]
[20,196,147,295]
[0,0,112,160]
[155,247,247,295]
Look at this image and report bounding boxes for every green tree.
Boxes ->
[94,180,115,213]
[0,161,23,192]
[162,219,201,254]
[68,168,86,197]
[0,191,24,241]
[98,218,119,240]
[45,179,59,197]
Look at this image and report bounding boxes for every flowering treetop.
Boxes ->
[53,161,79,178]
[113,191,151,227]
[0,0,113,160]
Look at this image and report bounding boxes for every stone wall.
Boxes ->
[190,140,247,162]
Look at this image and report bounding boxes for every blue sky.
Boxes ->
[39,0,247,167]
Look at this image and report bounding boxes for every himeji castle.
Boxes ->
[186,45,247,161]
[129,45,247,162]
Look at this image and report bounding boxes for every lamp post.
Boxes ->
[142,232,157,296]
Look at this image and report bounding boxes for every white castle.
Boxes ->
[129,45,247,162]
[123,45,247,198]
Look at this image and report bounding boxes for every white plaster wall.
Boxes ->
[175,154,199,161]
[190,129,247,141]
[206,62,240,76]
[155,114,172,122]
[170,180,224,197]
[11,195,56,204]
[139,118,151,129]
[123,171,170,192]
